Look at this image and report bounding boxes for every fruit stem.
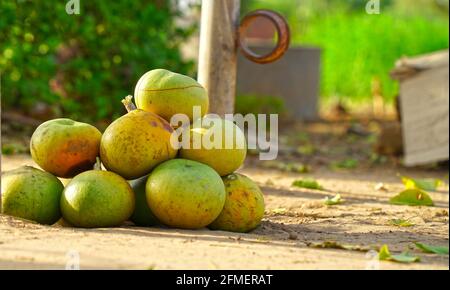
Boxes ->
[122,95,137,112]
[94,157,102,171]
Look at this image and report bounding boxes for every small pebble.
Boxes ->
[374,182,388,191]
[288,232,298,240]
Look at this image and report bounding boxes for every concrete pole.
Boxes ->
[197,0,241,116]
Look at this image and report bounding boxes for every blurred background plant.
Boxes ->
[0,0,195,123]
[0,0,448,122]
[242,0,449,104]
[235,95,285,117]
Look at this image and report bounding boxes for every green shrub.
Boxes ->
[243,0,449,102]
[0,0,195,122]
[235,94,285,116]
[300,10,449,102]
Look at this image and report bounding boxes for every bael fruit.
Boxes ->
[209,173,265,233]
[134,69,209,122]
[30,118,102,178]
[1,166,64,224]
[129,176,159,227]
[60,165,135,228]
[100,96,178,180]
[179,117,247,176]
[146,159,226,229]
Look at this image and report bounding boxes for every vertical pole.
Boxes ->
[198,0,241,116]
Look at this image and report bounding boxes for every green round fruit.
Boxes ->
[209,173,265,233]
[129,176,159,227]
[60,170,135,228]
[1,166,64,224]
[100,109,178,180]
[134,69,209,122]
[30,118,102,178]
[146,159,226,229]
[180,117,247,176]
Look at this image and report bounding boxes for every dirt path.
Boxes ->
[1,154,448,270]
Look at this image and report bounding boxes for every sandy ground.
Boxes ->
[1,154,448,270]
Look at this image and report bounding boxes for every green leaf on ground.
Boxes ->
[390,219,415,227]
[296,144,316,155]
[284,163,311,173]
[331,158,359,170]
[401,176,443,191]
[306,241,369,252]
[324,194,343,206]
[378,245,392,261]
[378,245,420,263]
[414,243,449,255]
[389,189,434,206]
[297,132,310,142]
[390,253,421,263]
[1,145,15,155]
[255,236,272,243]
[369,152,387,165]
[365,134,378,145]
[292,179,323,190]
[262,161,310,173]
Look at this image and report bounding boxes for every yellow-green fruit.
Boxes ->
[60,170,135,228]
[209,173,265,233]
[134,69,209,122]
[30,118,102,178]
[1,166,64,224]
[146,159,226,229]
[129,176,159,227]
[100,109,178,180]
[179,117,247,176]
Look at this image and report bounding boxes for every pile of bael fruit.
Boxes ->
[1,69,265,233]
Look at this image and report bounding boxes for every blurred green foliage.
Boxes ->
[243,0,449,102]
[234,94,285,129]
[235,94,285,116]
[1,0,448,122]
[0,0,194,122]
